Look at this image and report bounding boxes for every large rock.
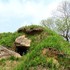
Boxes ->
[18,26,43,35]
[15,35,31,55]
[15,35,31,47]
[24,27,43,34]
[0,46,21,59]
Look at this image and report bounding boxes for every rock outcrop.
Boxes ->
[15,35,31,55]
[15,35,31,47]
[0,46,21,59]
[18,26,43,34]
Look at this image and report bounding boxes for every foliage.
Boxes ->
[0,25,70,70]
[9,56,19,61]
[14,25,70,70]
[41,1,70,42]
[41,18,55,30]
[0,32,23,47]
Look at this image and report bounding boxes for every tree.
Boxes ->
[55,1,70,41]
[41,18,55,30]
[41,1,70,42]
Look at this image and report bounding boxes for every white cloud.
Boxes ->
[0,0,67,32]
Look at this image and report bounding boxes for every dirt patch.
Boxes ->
[42,47,65,58]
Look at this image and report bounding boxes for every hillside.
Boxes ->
[0,25,70,70]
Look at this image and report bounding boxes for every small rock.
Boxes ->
[42,48,47,55]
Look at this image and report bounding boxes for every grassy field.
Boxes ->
[0,25,70,70]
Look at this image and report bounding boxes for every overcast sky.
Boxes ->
[0,0,68,32]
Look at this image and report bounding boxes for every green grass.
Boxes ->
[0,32,23,48]
[0,25,70,70]
[14,25,70,70]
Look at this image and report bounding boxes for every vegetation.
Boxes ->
[0,32,23,48]
[41,1,70,42]
[0,25,70,70]
[0,1,70,70]
[14,25,70,70]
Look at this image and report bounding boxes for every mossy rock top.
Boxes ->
[17,25,44,34]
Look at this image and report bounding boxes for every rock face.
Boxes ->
[15,35,31,55]
[15,35,31,47]
[0,46,21,59]
[24,27,43,34]
[18,26,43,35]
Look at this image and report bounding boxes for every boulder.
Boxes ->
[15,35,31,47]
[0,46,21,59]
[18,26,43,35]
[24,27,43,34]
[15,35,31,55]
